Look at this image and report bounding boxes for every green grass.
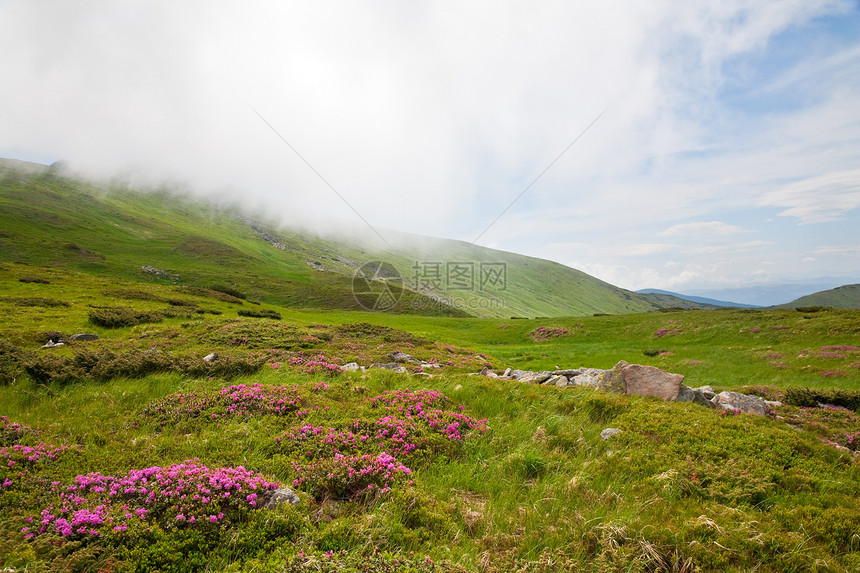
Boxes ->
[1,259,860,571]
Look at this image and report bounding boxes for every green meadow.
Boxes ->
[2,261,860,572]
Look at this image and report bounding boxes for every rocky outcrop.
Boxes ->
[476,361,773,416]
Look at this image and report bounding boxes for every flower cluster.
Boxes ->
[529,326,571,342]
[140,383,304,427]
[821,370,846,378]
[291,452,412,499]
[276,389,487,500]
[22,460,279,539]
[0,416,36,446]
[654,328,682,338]
[1,442,72,489]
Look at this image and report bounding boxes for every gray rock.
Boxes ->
[514,371,552,384]
[342,362,361,372]
[675,384,716,408]
[41,340,64,348]
[203,353,218,363]
[544,375,569,388]
[600,428,623,441]
[387,351,420,364]
[699,389,716,400]
[570,368,604,388]
[696,385,714,393]
[503,368,512,377]
[68,333,99,342]
[598,361,628,393]
[262,487,300,509]
[764,400,783,408]
[715,391,770,416]
[622,363,683,401]
[143,348,159,356]
[552,369,582,377]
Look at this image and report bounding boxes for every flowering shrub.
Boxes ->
[140,383,303,427]
[654,328,681,338]
[821,370,846,378]
[529,326,572,342]
[0,416,36,446]
[291,452,412,500]
[21,460,279,539]
[1,442,72,489]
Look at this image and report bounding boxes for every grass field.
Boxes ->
[2,260,860,572]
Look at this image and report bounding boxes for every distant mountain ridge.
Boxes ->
[636,288,760,308]
[0,158,707,318]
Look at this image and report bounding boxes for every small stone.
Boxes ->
[544,375,569,388]
[203,353,218,363]
[503,368,512,377]
[262,487,300,509]
[41,341,64,348]
[342,362,361,372]
[600,428,623,441]
[386,351,420,364]
[68,333,99,342]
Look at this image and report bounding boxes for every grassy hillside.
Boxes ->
[2,262,860,572]
[0,159,699,318]
[779,284,860,310]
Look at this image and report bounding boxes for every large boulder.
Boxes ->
[715,391,771,416]
[622,363,684,401]
[598,361,628,393]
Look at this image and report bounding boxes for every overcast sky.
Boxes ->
[1,1,859,293]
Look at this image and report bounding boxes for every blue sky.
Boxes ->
[1,1,858,294]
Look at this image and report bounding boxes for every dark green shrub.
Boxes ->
[210,284,247,300]
[0,340,29,385]
[784,388,860,411]
[796,306,828,313]
[22,353,84,386]
[333,322,428,345]
[237,309,282,320]
[88,307,163,328]
[194,308,222,315]
[642,349,667,357]
[0,296,70,307]
[18,275,50,284]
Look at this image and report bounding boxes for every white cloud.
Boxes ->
[0,0,858,291]
[758,169,860,223]
[659,221,748,236]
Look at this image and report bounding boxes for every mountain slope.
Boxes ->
[0,159,706,317]
[778,284,860,309]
